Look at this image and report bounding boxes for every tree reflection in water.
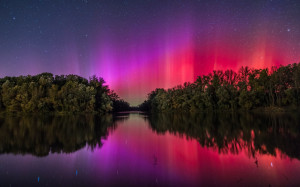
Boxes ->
[0,111,299,161]
[0,114,129,156]
[147,112,300,160]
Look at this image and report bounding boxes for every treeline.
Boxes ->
[140,63,300,112]
[0,73,130,113]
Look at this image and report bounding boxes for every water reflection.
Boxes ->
[0,112,299,159]
[0,112,299,186]
[0,114,127,156]
[148,112,300,160]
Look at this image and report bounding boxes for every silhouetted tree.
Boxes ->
[140,62,300,112]
[0,73,123,113]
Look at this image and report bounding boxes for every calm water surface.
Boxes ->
[0,112,300,186]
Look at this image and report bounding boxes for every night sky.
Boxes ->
[1,0,300,105]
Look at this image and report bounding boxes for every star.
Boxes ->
[287,28,291,32]
[12,17,16,20]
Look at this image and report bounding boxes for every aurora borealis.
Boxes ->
[1,0,300,105]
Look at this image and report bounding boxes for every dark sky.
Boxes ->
[0,0,300,105]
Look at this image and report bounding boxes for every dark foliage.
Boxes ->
[0,73,129,113]
[140,63,300,112]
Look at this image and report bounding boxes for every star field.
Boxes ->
[0,0,300,105]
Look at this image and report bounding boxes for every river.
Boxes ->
[0,112,299,186]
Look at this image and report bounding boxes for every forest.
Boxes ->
[1,62,300,114]
[140,63,300,112]
[0,73,130,114]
